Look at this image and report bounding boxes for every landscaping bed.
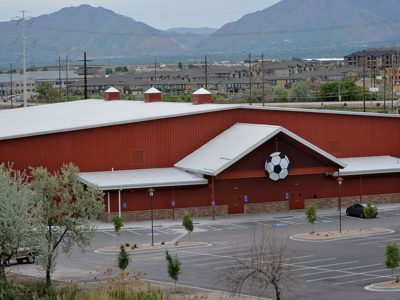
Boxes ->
[292,228,392,241]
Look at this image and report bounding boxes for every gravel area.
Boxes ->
[292,228,390,241]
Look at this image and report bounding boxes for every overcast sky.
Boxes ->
[1,0,280,29]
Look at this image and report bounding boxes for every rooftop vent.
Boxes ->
[192,88,212,105]
[144,87,162,103]
[104,87,121,101]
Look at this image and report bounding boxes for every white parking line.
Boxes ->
[253,221,272,227]
[193,259,237,267]
[101,231,117,237]
[293,262,381,278]
[357,237,400,245]
[306,267,389,283]
[292,260,358,275]
[228,223,249,229]
[213,255,315,270]
[290,258,337,270]
[333,271,400,286]
[126,230,143,236]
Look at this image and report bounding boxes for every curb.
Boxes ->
[289,229,395,242]
[365,283,400,292]
[94,242,213,255]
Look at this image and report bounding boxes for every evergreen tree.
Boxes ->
[385,243,400,283]
[117,245,130,271]
[182,213,194,242]
[112,215,124,247]
[306,205,317,233]
[166,250,181,292]
[363,202,377,229]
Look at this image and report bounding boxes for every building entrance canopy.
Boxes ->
[78,168,207,190]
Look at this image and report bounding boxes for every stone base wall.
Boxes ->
[245,201,289,214]
[305,193,400,209]
[98,193,400,222]
[99,205,228,222]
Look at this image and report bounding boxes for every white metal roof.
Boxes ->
[175,123,345,176]
[329,156,400,177]
[144,87,161,94]
[193,88,212,95]
[105,87,120,93]
[78,168,208,190]
[0,100,239,141]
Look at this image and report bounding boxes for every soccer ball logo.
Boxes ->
[265,152,290,181]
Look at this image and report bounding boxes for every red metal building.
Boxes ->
[0,95,400,221]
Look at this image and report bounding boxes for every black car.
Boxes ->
[345,203,378,218]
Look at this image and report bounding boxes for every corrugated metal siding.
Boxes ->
[235,109,400,158]
[108,185,211,212]
[1,108,399,172]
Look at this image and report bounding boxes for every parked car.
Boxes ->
[4,248,35,266]
[345,203,378,218]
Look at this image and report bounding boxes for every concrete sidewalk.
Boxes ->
[92,203,400,231]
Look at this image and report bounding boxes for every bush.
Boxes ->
[117,245,130,271]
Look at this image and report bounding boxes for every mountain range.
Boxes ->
[196,0,400,58]
[0,0,400,66]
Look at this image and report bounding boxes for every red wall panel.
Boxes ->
[107,185,212,212]
[1,108,399,173]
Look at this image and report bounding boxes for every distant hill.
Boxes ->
[0,5,187,66]
[166,27,217,35]
[195,0,400,58]
[2,2,400,66]
[164,27,217,51]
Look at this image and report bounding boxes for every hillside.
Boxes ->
[195,0,400,58]
[0,5,186,65]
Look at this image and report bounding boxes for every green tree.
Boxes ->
[264,86,288,103]
[385,243,400,283]
[319,80,363,102]
[31,163,104,286]
[306,205,317,234]
[182,213,194,242]
[115,66,128,73]
[112,215,123,248]
[0,165,37,287]
[166,250,181,292]
[105,68,113,75]
[363,201,377,230]
[37,82,60,103]
[178,62,183,69]
[117,245,130,271]
[289,82,314,102]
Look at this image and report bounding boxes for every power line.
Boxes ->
[14,10,32,107]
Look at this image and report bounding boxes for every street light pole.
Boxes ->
[148,188,155,246]
[337,176,344,234]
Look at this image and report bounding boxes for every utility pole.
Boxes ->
[79,51,92,99]
[384,69,387,113]
[205,55,208,90]
[84,51,88,99]
[154,57,157,87]
[248,53,252,105]
[10,63,13,109]
[394,47,399,112]
[338,80,341,102]
[261,53,266,106]
[65,56,69,102]
[14,11,32,107]
[363,50,366,112]
[58,56,62,102]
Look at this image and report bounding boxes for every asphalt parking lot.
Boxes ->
[8,207,400,300]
